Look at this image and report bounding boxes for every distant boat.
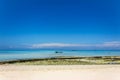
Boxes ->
[55,51,63,54]
[71,50,77,51]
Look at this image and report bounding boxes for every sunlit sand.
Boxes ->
[0,65,120,80]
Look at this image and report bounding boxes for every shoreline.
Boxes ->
[0,56,120,65]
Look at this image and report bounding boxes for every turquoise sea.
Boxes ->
[0,50,120,61]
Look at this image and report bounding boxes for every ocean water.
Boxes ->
[0,50,120,61]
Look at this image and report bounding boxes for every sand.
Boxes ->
[0,65,120,80]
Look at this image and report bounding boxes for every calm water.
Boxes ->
[0,50,120,61]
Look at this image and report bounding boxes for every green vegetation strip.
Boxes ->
[0,56,120,65]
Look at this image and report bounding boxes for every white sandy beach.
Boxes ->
[0,65,120,80]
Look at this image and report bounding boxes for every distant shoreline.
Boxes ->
[0,56,120,65]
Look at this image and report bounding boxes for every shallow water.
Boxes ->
[0,50,120,61]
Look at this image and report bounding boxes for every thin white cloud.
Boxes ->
[93,41,120,48]
[102,41,120,47]
[30,43,81,48]
[24,41,120,49]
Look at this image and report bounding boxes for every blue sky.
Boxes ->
[0,0,120,50]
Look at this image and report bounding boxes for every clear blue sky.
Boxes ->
[0,0,120,50]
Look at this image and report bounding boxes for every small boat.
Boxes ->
[71,50,77,51]
[55,51,63,54]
